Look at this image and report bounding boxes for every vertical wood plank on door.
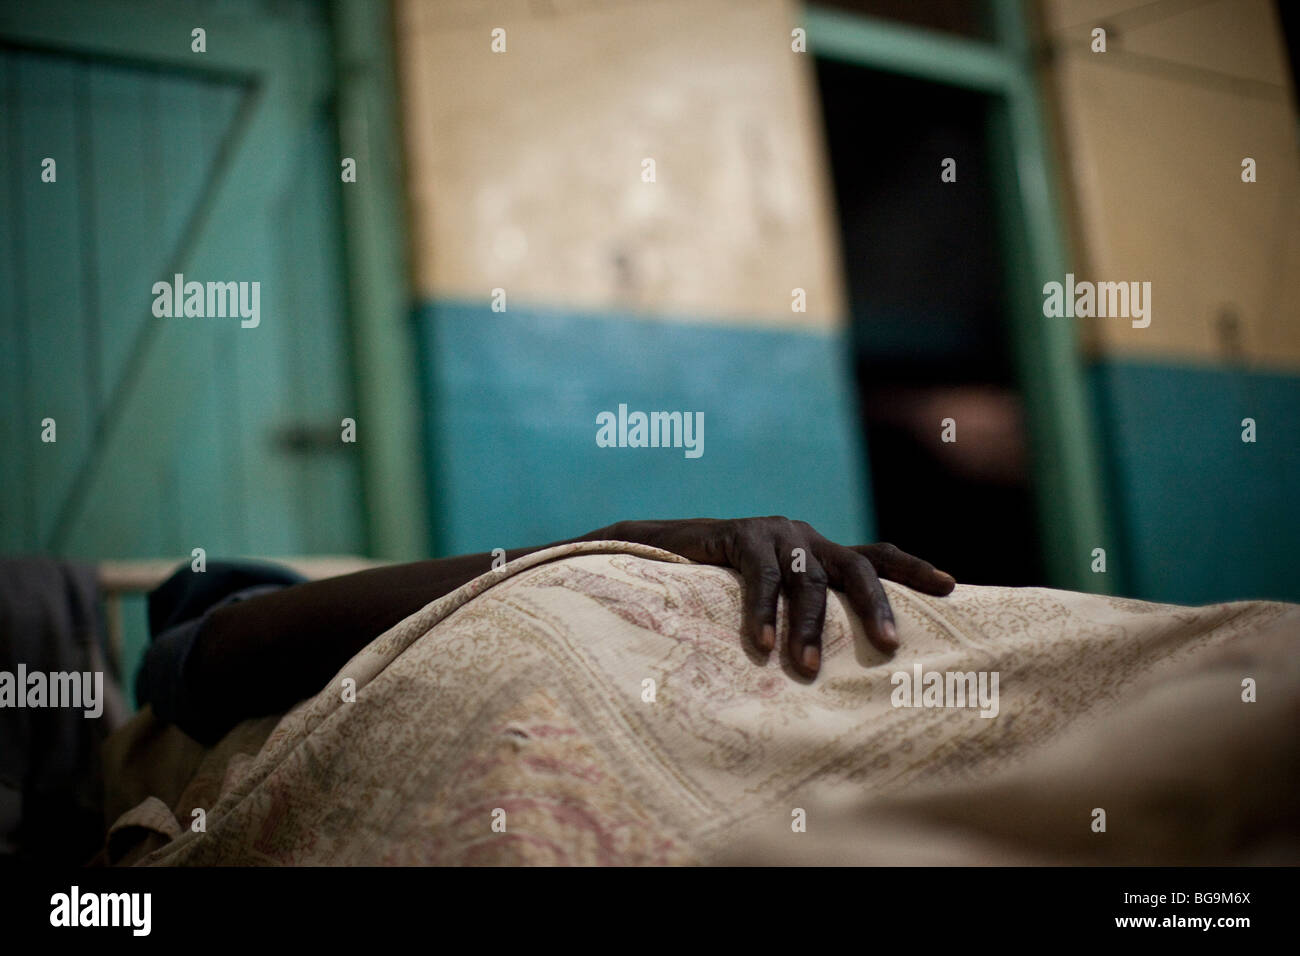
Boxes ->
[275,103,364,554]
[17,53,91,550]
[213,78,340,558]
[0,55,29,551]
[164,76,246,557]
[88,63,160,556]
[224,120,296,556]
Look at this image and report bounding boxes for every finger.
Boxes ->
[735,540,782,654]
[852,542,955,596]
[781,540,828,678]
[826,547,900,653]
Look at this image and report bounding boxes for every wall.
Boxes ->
[394,0,872,554]
[1041,0,1300,602]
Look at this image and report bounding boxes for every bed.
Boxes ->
[96,541,1300,866]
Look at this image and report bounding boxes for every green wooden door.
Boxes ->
[0,1,363,563]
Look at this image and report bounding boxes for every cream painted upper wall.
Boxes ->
[1042,0,1300,366]
[393,0,846,327]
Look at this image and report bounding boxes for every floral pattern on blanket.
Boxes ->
[124,542,1295,865]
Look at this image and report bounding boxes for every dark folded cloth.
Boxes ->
[136,560,306,744]
[0,558,125,863]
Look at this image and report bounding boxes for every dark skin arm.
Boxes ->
[184,517,955,735]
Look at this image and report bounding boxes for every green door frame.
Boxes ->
[329,0,426,561]
[804,0,1113,593]
[0,0,425,560]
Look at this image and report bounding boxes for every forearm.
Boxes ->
[156,516,953,741]
[181,525,625,737]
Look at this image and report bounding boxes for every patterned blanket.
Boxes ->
[104,542,1299,865]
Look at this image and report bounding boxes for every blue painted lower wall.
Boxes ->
[1090,360,1300,605]
[415,300,873,556]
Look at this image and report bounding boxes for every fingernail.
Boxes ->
[937,571,956,586]
[758,624,775,652]
[801,645,820,672]
[879,619,898,647]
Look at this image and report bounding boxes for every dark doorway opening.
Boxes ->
[815,59,1046,586]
